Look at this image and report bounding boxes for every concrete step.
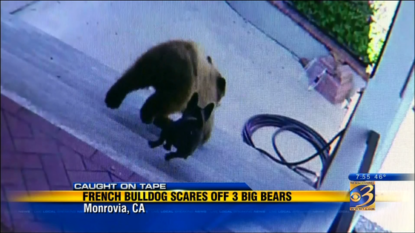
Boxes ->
[1,13,314,195]
[11,1,349,176]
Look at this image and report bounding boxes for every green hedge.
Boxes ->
[289,1,395,69]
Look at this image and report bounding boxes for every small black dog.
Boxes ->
[148,92,215,161]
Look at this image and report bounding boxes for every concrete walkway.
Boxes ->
[226,1,329,61]
[9,1,347,169]
[1,9,316,194]
[0,0,352,193]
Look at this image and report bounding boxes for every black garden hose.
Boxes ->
[242,114,345,188]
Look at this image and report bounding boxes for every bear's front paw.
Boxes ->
[148,140,163,149]
[163,143,172,151]
[148,141,157,148]
[140,110,154,124]
[105,92,123,109]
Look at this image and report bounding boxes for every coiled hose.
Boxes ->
[242,114,345,189]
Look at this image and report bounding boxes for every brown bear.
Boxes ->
[105,40,226,144]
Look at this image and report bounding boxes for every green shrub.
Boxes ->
[289,1,395,69]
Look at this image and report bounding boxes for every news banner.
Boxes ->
[8,173,413,231]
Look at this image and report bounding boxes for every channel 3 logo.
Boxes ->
[350,181,375,211]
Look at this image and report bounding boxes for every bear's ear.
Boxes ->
[203,103,215,122]
[217,77,226,94]
[187,92,199,109]
[207,56,212,64]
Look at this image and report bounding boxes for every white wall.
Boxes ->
[299,1,415,231]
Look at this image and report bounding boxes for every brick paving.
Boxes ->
[1,94,147,232]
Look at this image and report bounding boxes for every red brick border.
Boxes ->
[269,1,370,81]
[1,94,148,232]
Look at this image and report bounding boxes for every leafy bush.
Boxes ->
[289,1,395,69]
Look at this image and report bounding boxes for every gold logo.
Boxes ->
[350,181,375,211]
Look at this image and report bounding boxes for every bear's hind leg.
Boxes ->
[153,116,172,129]
[140,91,187,125]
